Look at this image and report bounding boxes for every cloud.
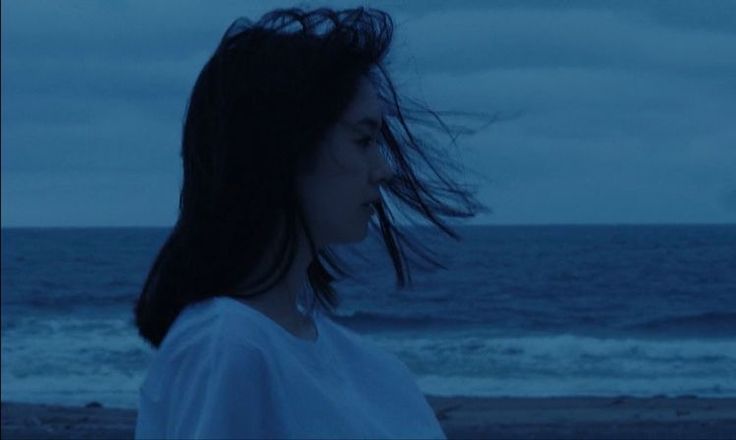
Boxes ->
[2,0,735,225]
[1,171,180,227]
[390,7,736,77]
[3,104,181,174]
[719,188,736,212]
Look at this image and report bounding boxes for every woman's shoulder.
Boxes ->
[140,297,270,401]
[159,296,269,357]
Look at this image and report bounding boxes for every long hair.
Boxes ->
[134,7,490,348]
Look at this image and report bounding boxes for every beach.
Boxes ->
[2,395,735,439]
[4,227,736,438]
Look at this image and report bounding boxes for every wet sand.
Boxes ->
[426,395,736,439]
[2,395,735,439]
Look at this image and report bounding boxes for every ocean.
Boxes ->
[2,224,735,409]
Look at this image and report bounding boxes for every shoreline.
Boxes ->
[2,395,735,439]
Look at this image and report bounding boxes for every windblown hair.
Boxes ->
[134,7,490,348]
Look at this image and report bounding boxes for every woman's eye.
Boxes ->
[357,137,374,147]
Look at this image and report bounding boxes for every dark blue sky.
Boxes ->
[2,0,735,226]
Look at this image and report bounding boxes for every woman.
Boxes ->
[134,6,487,439]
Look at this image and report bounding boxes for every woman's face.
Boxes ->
[298,77,394,247]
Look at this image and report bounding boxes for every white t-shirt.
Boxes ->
[134,296,447,439]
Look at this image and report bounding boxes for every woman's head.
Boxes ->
[298,75,393,246]
[135,7,489,348]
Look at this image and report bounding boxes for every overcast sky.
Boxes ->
[2,0,735,227]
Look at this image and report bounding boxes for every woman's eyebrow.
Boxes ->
[347,117,382,131]
[358,117,381,128]
[355,117,381,130]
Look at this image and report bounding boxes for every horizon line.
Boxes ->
[2,222,735,230]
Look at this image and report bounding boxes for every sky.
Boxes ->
[2,0,735,227]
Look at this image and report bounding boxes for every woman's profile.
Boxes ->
[133,6,486,439]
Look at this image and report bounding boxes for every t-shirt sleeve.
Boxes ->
[165,336,273,439]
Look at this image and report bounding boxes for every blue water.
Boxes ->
[2,225,735,408]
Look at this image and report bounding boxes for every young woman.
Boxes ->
[134,6,487,439]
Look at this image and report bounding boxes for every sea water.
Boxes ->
[2,224,735,408]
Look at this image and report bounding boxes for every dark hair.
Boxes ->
[134,7,490,348]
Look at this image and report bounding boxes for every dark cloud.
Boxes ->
[386,0,736,35]
[2,0,735,226]
[718,189,736,212]
[390,7,736,76]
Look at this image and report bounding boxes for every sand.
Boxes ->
[426,395,736,439]
[2,395,735,439]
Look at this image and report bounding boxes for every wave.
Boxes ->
[3,292,137,310]
[330,310,460,331]
[623,312,736,337]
